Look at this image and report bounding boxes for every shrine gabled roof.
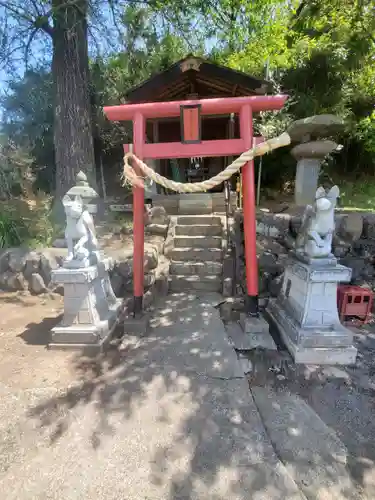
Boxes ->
[125,55,273,104]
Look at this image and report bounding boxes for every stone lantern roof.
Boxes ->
[287,114,344,143]
[65,171,99,213]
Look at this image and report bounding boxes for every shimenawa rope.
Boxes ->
[122,131,291,193]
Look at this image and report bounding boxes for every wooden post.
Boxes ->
[132,112,145,316]
[240,104,259,316]
[152,120,161,194]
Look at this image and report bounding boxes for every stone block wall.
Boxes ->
[0,207,171,302]
[234,210,375,304]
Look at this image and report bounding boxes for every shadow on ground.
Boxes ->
[18,315,62,345]
[247,321,375,499]
[7,294,370,500]
[19,293,309,499]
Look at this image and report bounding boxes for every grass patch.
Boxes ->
[0,210,23,247]
[338,178,375,212]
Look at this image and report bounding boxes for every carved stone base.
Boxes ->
[63,251,101,269]
[266,257,357,365]
[50,258,122,349]
[291,250,337,267]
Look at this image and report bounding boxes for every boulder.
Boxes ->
[117,260,132,279]
[256,212,290,239]
[145,236,165,255]
[338,213,363,243]
[145,223,168,237]
[110,272,124,296]
[362,214,375,240]
[339,256,373,284]
[0,270,10,289]
[0,249,11,273]
[29,273,47,294]
[258,252,279,274]
[145,205,169,225]
[269,273,284,297]
[256,235,287,257]
[144,247,158,271]
[289,216,302,237]
[332,236,351,259]
[333,245,350,259]
[112,242,159,278]
[0,270,27,291]
[24,251,41,279]
[8,248,28,273]
[259,272,271,294]
[40,249,65,285]
[144,272,156,290]
[352,239,375,259]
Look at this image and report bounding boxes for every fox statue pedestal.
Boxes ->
[50,258,122,350]
[49,185,122,350]
[267,258,357,364]
[267,184,357,365]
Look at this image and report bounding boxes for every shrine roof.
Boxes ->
[125,55,273,104]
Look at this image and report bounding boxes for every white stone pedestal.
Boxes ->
[50,258,122,349]
[267,257,357,365]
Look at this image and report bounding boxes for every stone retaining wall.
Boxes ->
[0,206,171,301]
[234,210,375,303]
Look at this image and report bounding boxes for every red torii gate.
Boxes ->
[104,94,287,317]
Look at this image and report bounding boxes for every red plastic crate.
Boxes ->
[337,285,373,324]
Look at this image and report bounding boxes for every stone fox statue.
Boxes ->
[62,194,100,264]
[296,185,340,259]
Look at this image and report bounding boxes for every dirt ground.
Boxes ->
[0,292,82,391]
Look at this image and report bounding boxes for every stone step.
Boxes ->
[174,235,222,249]
[178,194,212,215]
[175,224,222,237]
[177,215,222,226]
[171,247,223,262]
[169,275,222,292]
[170,260,223,276]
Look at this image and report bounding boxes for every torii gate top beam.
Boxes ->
[103,95,288,121]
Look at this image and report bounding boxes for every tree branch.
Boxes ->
[0,1,34,24]
[25,27,38,68]
[0,1,53,36]
[107,0,125,41]
[29,0,42,16]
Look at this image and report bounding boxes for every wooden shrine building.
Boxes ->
[106,55,273,210]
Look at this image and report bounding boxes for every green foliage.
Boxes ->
[1,70,54,192]
[1,0,375,196]
[0,210,22,248]
[334,178,375,213]
[217,0,375,182]
[0,193,56,249]
[0,136,56,248]
[353,111,375,155]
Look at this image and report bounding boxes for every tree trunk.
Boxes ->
[52,0,96,198]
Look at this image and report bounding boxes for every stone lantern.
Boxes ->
[287,115,344,206]
[65,171,99,214]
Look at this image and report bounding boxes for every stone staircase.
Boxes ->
[169,215,224,292]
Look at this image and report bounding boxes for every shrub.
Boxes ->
[0,210,23,248]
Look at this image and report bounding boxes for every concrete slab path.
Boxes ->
[252,386,363,500]
[0,292,304,500]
